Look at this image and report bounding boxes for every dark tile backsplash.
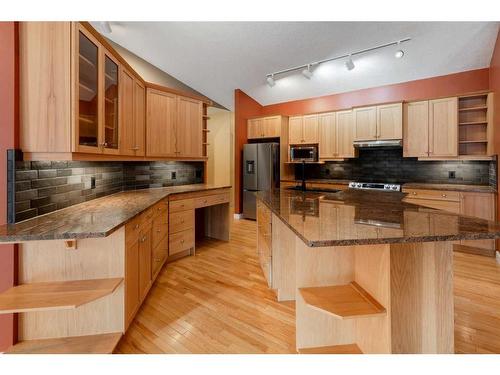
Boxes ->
[11,157,203,223]
[295,148,497,187]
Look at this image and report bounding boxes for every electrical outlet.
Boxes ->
[171,171,176,180]
[448,171,456,179]
[91,176,96,189]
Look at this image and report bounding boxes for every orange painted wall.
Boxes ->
[234,89,262,213]
[0,22,18,351]
[489,30,500,232]
[261,68,490,116]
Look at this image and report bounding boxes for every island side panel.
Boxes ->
[354,245,392,354]
[295,240,355,350]
[389,241,454,354]
[271,214,296,301]
[18,227,125,340]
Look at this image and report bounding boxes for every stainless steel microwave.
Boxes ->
[289,145,318,162]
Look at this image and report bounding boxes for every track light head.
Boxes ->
[100,21,112,34]
[395,50,404,59]
[266,75,276,87]
[302,64,313,79]
[345,55,355,71]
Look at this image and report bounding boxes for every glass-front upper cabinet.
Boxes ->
[103,52,120,153]
[77,28,100,152]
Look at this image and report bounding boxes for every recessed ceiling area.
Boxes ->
[98,22,499,110]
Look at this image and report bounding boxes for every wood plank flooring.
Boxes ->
[116,219,500,354]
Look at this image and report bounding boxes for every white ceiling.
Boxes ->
[99,22,499,110]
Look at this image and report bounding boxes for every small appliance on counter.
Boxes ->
[242,143,280,220]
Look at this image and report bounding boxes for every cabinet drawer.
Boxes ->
[152,215,168,248]
[402,188,460,202]
[169,210,194,234]
[194,192,230,208]
[151,199,169,220]
[152,236,168,277]
[169,229,194,255]
[169,198,195,213]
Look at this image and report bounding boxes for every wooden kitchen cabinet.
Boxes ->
[354,103,402,141]
[459,192,496,254]
[120,68,145,156]
[138,227,152,300]
[429,97,458,157]
[288,115,318,144]
[319,112,337,159]
[403,100,429,157]
[404,97,457,159]
[125,238,140,328]
[177,96,203,158]
[289,116,304,144]
[146,89,178,157]
[354,106,377,141]
[336,110,356,158]
[247,116,281,139]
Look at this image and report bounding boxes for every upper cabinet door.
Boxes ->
[319,113,337,159]
[177,96,203,158]
[429,97,458,157]
[336,110,355,158]
[354,106,377,141]
[146,89,177,157]
[75,26,101,153]
[247,118,263,139]
[102,51,120,154]
[303,114,319,143]
[262,116,281,138]
[403,101,429,158]
[377,103,402,140]
[133,80,146,157]
[289,116,304,144]
[119,68,135,156]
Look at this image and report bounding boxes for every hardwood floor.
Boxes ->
[116,218,500,354]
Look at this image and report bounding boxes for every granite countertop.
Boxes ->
[281,179,496,193]
[0,184,231,243]
[256,188,500,247]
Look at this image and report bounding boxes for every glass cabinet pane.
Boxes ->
[78,31,99,147]
[104,55,119,149]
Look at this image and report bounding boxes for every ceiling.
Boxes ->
[99,22,499,111]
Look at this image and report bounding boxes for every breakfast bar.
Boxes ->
[256,188,500,354]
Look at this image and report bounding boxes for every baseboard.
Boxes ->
[233,213,244,220]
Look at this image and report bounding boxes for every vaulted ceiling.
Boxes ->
[99,22,499,110]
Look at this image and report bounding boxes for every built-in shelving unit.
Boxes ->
[5,333,122,354]
[298,344,363,354]
[458,93,493,158]
[0,278,123,314]
[299,282,386,319]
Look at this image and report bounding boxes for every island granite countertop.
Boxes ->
[0,184,230,243]
[256,188,500,247]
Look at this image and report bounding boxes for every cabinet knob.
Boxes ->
[157,207,161,211]
[412,192,417,195]
[156,229,161,233]
[134,224,139,230]
[131,146,140,151]
[180,239,185,244]
[442,194,447,198]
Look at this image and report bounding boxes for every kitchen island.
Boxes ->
[256,188,500,354]
[0,184,231,353]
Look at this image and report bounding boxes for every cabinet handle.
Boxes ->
[412,192,417,195]
[134,224,139,230]
[140,236,147,243]
[156,229,161,233]
[180,239,185,244]
[157,207,162,211]
[442,194,447,198]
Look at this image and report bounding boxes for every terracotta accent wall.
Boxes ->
[489,30,500,231]
[261,68,490,116]
[0,22,18,351]
[234,89,262,213]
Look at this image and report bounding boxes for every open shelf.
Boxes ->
[0,278,123,314]
[459,140,487,144]
[299,282,386,319]
[298,343,363,354]
[5,333,122,354]
[459,121,488,126]
[458,93,491,158]
[458,106,487,112]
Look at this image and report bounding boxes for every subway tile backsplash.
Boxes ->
[295,148,497,187]
[11,158,204,223]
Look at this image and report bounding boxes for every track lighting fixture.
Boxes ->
[266,74,276,87]
[302,64,313,79]
[265,37,411,88]
[345,55,355,71]
[99,21,112,34]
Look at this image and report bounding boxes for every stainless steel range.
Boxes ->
[348,181,401,192]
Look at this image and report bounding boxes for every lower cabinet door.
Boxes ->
[125,240,140,328]
[152,236,168,278]
[138,228,152,299]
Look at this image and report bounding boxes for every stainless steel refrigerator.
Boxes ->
[243,143,280,220]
